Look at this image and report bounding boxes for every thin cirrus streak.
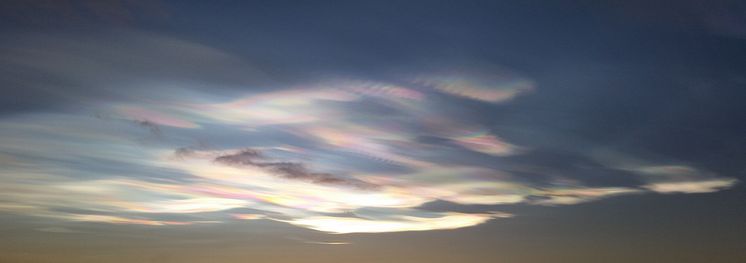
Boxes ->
[414,70,535,103]
[116,105,200,129]
[0,70,738,234]
[643,179,738,194]
[449,129,523,156]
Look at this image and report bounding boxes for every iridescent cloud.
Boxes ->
[284,212,508,234]
[0,36,738,234]
[643,178,738,194]
[415,69,534,103]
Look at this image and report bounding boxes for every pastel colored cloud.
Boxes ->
[415,69,534,103]
[284,212,508,234]
[643,178,738,194]
[0,36,738,234]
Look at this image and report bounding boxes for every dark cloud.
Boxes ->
[133,120,162,137]
[213,149,378,190]
[173,147,198,159]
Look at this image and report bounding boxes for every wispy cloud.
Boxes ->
[284,212,508,234]
[415,68,534,103]
[643,178,738,194]
[212,149,379,189]
[0,33,737,234]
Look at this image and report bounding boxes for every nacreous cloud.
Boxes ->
[284,212,510,234]
[0,34,738,234]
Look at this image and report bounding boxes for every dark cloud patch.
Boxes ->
[133,120,162,137]
[213,149,262,166]
[213,149,378,190]
[173,147,198,159]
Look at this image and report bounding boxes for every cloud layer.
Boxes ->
[0,33,738,234]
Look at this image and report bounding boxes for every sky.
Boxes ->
[0,1,745,262]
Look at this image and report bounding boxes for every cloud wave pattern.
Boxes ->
[0,35,738,234]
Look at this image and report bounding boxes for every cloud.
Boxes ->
[232,214,266,220]
[643,178,738,194]
[415,68,534,103]
[129,197,248,213]
[284,212,509,234]
[133,120,163,136]
[66,214,193,226]
[0,98,737,232]
[448,130,524,156]
[531,187,641,205]
[211,149,379,189]
[605,161,740,195]
[0,32,738,234]
[118,106,200,129]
